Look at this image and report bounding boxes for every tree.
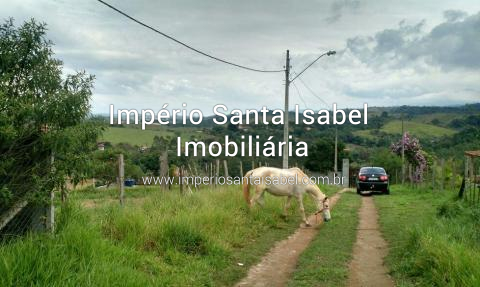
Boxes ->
[0,19,102,207]
[371,148,402,180]
[305,138,348,172]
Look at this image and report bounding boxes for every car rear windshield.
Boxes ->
[360,167,386,174]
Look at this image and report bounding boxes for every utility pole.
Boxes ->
[282,49,334,170]
[401,114,405,185]
[334,126,338,173]
[282,50,290,169]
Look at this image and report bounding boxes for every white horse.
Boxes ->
[242,167,329,226]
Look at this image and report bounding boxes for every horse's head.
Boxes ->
[311,189,327,212]
[316,196,328,211]
[313,196,331,222]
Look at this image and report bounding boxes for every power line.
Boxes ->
[293,71,330,108]
[291,81,308,109]
[96,0,285,73]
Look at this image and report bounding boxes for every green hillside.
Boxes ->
[410,113,463,126]
[382,120,456,137]
[354,120,456,139]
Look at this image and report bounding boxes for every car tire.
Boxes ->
[357,188,361,195]
[384,189,390,195]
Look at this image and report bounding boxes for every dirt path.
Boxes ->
[235,188,348,287]
[347,196,394,287]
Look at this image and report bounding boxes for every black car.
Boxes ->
[356,167,390,195]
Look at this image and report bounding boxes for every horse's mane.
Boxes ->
[289,168,325,199]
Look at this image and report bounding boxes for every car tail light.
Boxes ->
[380,175,388,181]
[358,175,367,181]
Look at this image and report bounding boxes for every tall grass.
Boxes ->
[375,185,480,286]
[0,203,159,286]
[1,184,341,286]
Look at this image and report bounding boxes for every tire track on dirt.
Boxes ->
[347,196,394,287]
[235,188,349,287]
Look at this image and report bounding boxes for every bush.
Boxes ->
[437,200,463,218]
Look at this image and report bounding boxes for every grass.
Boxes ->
[0,184,343,286]
[0,204,159,286]
[288,192,362,287]
[374,185,480,286]
[71,185,158,200]
[354,120,456,140]
[101,125,205,146]
[72,183,341,201]
[381,120,456,138]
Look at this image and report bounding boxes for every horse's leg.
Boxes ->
[256,192,265,206]
[297,195,310,226]
[250,185,265,207]
[283,196,292,217]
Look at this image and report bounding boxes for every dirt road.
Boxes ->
[347,196,394,287]
[235,189,347,287]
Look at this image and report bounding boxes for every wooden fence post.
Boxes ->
[159,150,168,191]
[118,154,125,206]
[179,166,184,194]
[240,161,244,177]
[215,159,220,188]
[188,163,198,191]
[210,162,213,185]
[223,160,229,179]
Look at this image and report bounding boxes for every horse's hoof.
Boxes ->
[304,223,311,227]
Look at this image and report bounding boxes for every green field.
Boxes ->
[411,113,463,126]
[354,120,456,139]
[382,120,456,137]
[101,126,205,146]
[375,186,480,286]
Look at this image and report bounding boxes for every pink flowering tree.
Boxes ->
[390,133,427,183]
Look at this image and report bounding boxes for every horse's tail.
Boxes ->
[243,170,254,205]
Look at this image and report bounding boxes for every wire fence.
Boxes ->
[1,154,55,242]
[409,158,463,191]
[0,187,53,242]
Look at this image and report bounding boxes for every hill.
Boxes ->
[354,120,456,140]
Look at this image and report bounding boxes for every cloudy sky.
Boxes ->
[3,0,480,115]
